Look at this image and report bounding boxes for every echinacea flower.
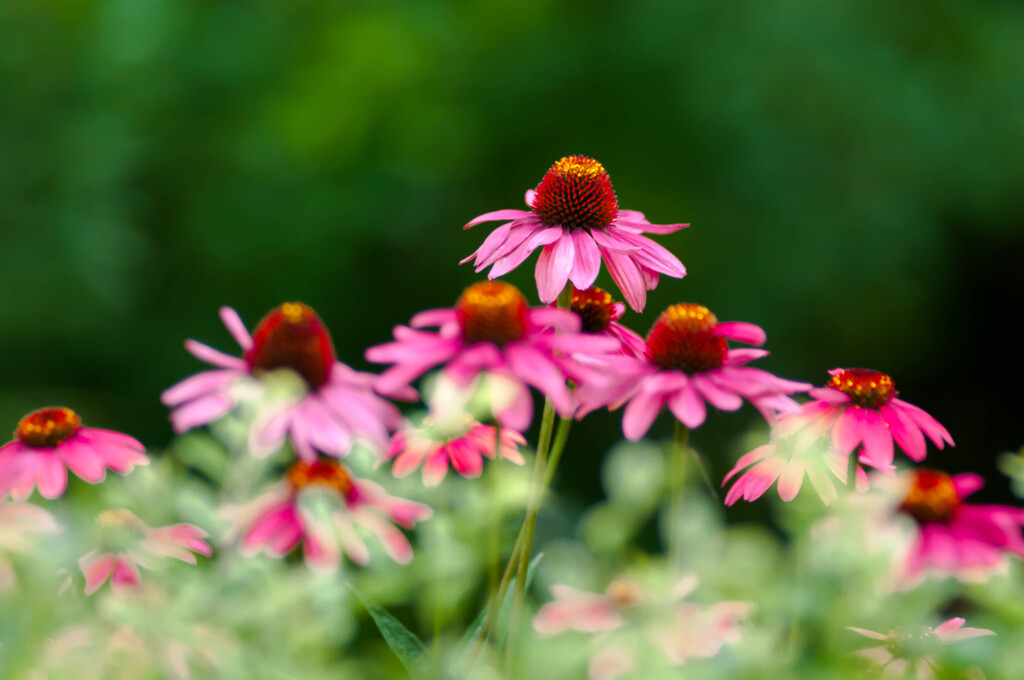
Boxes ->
[576,304,810,438]
[800,368,954,470]
[0,501,59,591]
[387,419,525,487]
[567,287,647,358]
[0,407,148,500]
[462,156,687,312]
[79,509,212,596]
[162,304,404,461]
[366,281,618,431]
[223,458,432,571]
[534,577,646,635]
[723,412,869,506]
[849,617,994,679]
[893,469,1024,584]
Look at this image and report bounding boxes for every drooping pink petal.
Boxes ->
[858,408,895,469]
[715,322,766,346]
[777,459,806,501]
[110,557,141,592]
[569,230,602,290]
[219,307,253,351]
[80,552,117,596]
[667,380,707,429]
[622,389,665,441]
[38,453,68,499]
[600,248,647,312]
[464,208,533,229]
[535,234,575,304]
[169,393,236,434]
[161,369,241,407]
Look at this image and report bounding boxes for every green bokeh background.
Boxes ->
[2,0,1022,502]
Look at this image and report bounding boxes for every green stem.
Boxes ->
[847,449,859,491]
[670,420,690,569]
[542,416,573,489]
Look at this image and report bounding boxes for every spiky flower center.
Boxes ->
[456,281,529,345]
[16,407,81,448]
[287,459,352,497]
[532,156,618,230]
[95,508,146,550]
[605,579,644,608]
[245,303,336,390]
[828,369,896,408]
[646,304,727,374]
[900,469,960,524]
[571,286,617,333]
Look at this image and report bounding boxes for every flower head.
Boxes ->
[462,156,688,312]
[576,303,810,438]
[224,458,432,571]
[162,304,404,461]
[568,287,647,358]
[366,281,618,431]
[0,407,148,500]
[801,368,954,469]
[849,617,994,678]
[79,509,211,595]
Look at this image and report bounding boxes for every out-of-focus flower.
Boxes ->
[79,509,211,596]
[162,304,404,461]
[535,574,752,680]
[223,458,432,571]
[849,617,994,679]
[461,156,688,312]
[576,303,810,438]
[387,418,525,487]
[893,469,1024,584]
[0,501,59,591]
[723,414,868,506]
[800,368,953,470]
[366,281,618,431]
[0,407,148,500]
[567,287,647,358]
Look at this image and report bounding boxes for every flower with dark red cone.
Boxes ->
[366,281,618,431]
[162,304,404,461]
[0,408,148,500]
[79,509,211,596]
[223,458,432,571]
[893,469,1024,584]
[567,286,647,358]
[576,303,811,438]
[799,368,954,470]
[462,156,688,312]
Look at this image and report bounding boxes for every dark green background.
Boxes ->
[2,0,1022,502]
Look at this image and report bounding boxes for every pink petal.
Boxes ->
[715,322,766,346]
[220,307,252,351]
[601,248,647,312]
[448,439,484,478]
[722,445,773,485]
[569,230,602,289]
[777,459,806,501]
[422,449,450,487]
[111,558,141,592]
[622,389,665,441]
[881,405,927,462]
[184,340,247,370]
[504,343,573,417]
[464,208,532,229]
[161,369,240,407]
[169,393,235,433]
[891,400,954,449]
[80,552,117,595]
[858,408,894,468]
[692,374,743,412]
[952,473,985,499]
[535,234,575,304]
[831,408,862,455]
[57,440,106,484]
[38,454,68,499]
[667,381,707,429]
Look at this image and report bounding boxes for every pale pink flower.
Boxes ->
[162,303,404,461]
[387,420,524,487]
[849,617,994,679]
[0,407,148,500]
[462,156,687,312]
[366,281,618,431]
[800,368,954,470]
[79,509,211,596]
[0,501,59,591]
[534,577,646,636]
[653,600,756,665]
[576,303,810,438]
[723,413,869,506]
[893,469,1024,584]
[223,458,432,571]
[566,286,647,358]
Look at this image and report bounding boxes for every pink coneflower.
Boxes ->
[568,287,647,358]
[387,419,525,487]
[894,469,1024,583]
[366,281,617,431]
[576,303,811,438]
[162,303,404,461]
[79,509,212,596]
[723,414,869,506]
[462,156,687,312]
[224,458,432,571]
[849,618,994,678]
[800,368,954,470]
[0,407,148,500]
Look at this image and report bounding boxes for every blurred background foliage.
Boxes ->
[2,0,1023,505]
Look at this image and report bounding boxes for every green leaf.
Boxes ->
[348,584,428,677]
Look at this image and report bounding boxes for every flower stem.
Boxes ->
[542,416,573,489]
[847,450,859,491]
[670,419,690,569]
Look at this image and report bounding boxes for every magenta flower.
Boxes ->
[576,303,811,438]
[162,303,404,461]
[388,420,525,487]
[366,281,618,431]
[895,469,1024,583]
[567,286,647,358]
[223,458,432,571]
[0,407,148,500]
[79,509,211,596]
[801,368,954,470]
[723,413,868,506]
[849,617,994,678]
[461,156,687,312]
